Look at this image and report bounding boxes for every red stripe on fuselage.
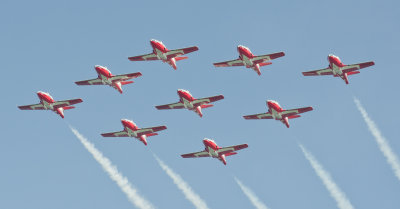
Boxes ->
[95,66,113,78]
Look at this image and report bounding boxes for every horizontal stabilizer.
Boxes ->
[288,115,301,119]
[121,81,134,85]
[347,71,360,76]
[63,106,75,110]
[200,104,214,108]
[175,56,188,61]
[146,133,158,137]
[259,62,272,67]
[224,152,237,157]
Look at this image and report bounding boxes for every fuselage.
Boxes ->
[267,100,284,120]
[237,45,255,67]
[150,39,169,60]
[121,119,139,137]
[95,65,114,85]
[37,91,55,109]
[203,138,220,158]
[327,54,345,76]
[177,89,195,109]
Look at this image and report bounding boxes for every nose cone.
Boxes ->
[121,119,132,127]
[177,89,187,97]
[95,65,104,73]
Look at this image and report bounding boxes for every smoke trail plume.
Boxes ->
[153,155,209,209]
[70,127,155,209]
[354,98,400,181]
[234,177,269,209]
[299,144,354,209]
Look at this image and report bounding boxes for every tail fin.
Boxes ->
[283,117,290,128]
[175,56,188,61]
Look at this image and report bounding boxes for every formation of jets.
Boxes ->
[18,39,376,165]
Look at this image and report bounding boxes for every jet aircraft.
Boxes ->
[181,138,248,165]
[18,91,83,118]
[75,65,142,94]
[128,39,198,70]
[213,45,285,75]
[302,54,375,84]
[101,119,167,146]
[243,100,313,128]
[155,89,224,117]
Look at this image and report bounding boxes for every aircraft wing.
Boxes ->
[128,53,159,61]
[252,52,285,63]
[192,95,224,106]
[18,103,45,110]
[101,130,129,137]
[342,61,375,73]
[155,102,185,110]
[302,67,333,76]
[243,112,273,119]
[213,59,244,67]
[281,107,313,118]
[181,150,210,158]
[218,144,248,155]
[165,46,199,59]
[75,78,103,85]
[111,72,142,82]
[135,126,167,136]
[53,99,83,109]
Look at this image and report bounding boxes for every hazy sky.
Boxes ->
[1,0,399,208]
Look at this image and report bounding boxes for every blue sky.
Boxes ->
[1,0,399,208]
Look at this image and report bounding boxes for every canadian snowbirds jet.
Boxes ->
[213,45,285,75]
[18,91,83,118]
[101,119,167,146]
[181,138,248,165]
[75,65,142,94]
[302,54,375,84]
[155,89,224,117]
[243,100,313,128]
[128,39,199,70]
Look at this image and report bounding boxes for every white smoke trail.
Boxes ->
[354,98,400,181]
[234,177,269,209]
[153,155,209,209]
[70,127,155,209]
[299,144,354,209]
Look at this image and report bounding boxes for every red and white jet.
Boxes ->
[302,54,375,84]
[213,45,285,75]
[75,65,142,94]
[128,39,199,70]
[181,138,248,165]
[155,89,224,117]
[18,91,83,118]
[243,100,313,128]
[101,119,167,146]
